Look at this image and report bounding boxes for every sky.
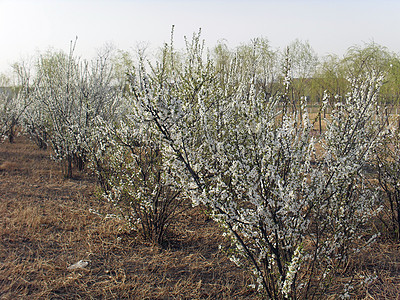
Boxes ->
[1,0,400,74]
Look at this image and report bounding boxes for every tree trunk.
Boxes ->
[64,155,73,178]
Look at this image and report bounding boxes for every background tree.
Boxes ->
[0,62,33,143]
[284,39,319,109]
[29,41,123,177]
[234,37,280,100]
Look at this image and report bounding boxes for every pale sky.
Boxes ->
[1,0,400,74]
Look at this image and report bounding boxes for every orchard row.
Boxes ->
[1,31,400,298]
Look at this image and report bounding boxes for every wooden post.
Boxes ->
[319,112,322,135]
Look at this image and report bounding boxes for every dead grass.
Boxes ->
[1,136,400,299]
[0,136,255,299]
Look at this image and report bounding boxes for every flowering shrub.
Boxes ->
[0,63,33,143]
[126,32,384,298]
[27,42,123,177]
[374,124,400,241]
[86,117,184,246]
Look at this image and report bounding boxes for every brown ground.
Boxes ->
[0,136,254,299]
[1,136,400,299]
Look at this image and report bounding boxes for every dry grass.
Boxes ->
[1,136,400,299]
[0,136,255,299]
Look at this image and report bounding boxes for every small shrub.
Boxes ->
[88,118,184,246]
